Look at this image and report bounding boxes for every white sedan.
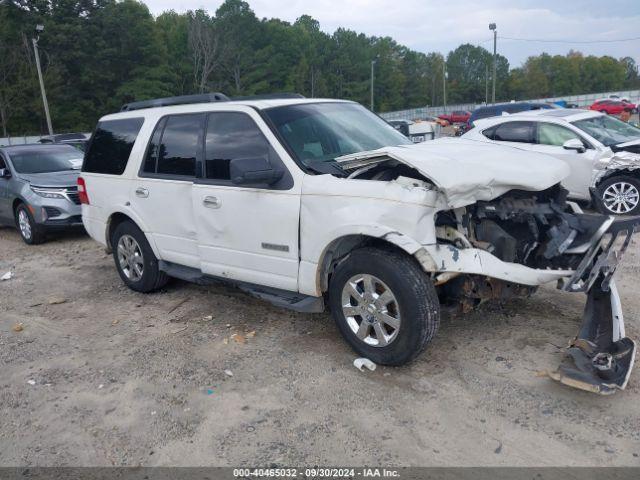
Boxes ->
[462,109,640,215]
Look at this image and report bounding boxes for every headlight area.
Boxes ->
[30,186,68,200]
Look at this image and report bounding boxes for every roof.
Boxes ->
[472,108,602,127]
[99,97,354,122]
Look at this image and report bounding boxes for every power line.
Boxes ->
[499,35,640,44]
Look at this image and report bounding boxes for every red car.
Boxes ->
[438,110,471,124]
[589,99,637,115]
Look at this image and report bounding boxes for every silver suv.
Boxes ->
[0,144,84,244]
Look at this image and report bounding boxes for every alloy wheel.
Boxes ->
[602,181,639,214]
[341,274,401,347]
[18,209,32,240]
[117,234,144,282]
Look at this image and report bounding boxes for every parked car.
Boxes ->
[424,115,449,127]
[80,93,637,395]
[462,108,640,215]
[387,119,439,142]
[589,100,637,115]
[38,132,90,152]
[0,144,84,244]
[438,110,470,125]
[468,102,557,127]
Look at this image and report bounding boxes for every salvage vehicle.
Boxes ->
[80,93,638,395]
[438,110,471,125]
[590,99,637,115]
[0,144,84,244]
[387,119,440,142]
[462,108,640,215]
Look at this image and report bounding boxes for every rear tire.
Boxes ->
[111,221,169,292]
[15,203,45,245]
[597,175,640,215]
[328,247,440,366]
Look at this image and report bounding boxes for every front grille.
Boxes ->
[44,207,62,218]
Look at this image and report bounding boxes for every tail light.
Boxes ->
[77,177,90,205]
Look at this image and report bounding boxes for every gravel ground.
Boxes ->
[1,226,640,467]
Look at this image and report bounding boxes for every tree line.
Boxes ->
[1,0,639,136]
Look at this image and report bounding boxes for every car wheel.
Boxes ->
[111,221,169,292]
[15,203,45,245]
[597,176,640,215]
[328,247,440,366]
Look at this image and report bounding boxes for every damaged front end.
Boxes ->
[441,186,640,394]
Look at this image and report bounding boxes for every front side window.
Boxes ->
[84,118,144,175]
[264,102,410,168]
[537,123,584,147]
[10,146,84,174]
[204,112,270,180]
[573,115,640,147]
[490,121,535,143]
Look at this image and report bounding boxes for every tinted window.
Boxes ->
[0,154,6,170]
[492,122,535,143]
[143,117,167,174]
[205,112,270,180]
[83,118,144,175]
[9,145,84,174]
[156,114,202,177]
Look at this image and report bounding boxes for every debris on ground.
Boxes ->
[12,323,24,332]
[206,388,215,395]
[27,380,36,386]
[167,297,190,314]
[1,271,13,281]
[353,358,377,372]
[48,297,67,305]
[171,326,188,334]
[111,319,120,326]
[203,315,213,321]
[246,331,256,339]
[231,333,246,344]
[224,369,234,377]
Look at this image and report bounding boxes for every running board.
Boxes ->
[158,261,325,313]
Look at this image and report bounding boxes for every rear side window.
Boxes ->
[83,118,144,175]
[204,112,271,180]
[491,121,535,143]
[143,114,204,178]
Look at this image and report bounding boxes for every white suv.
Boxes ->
[80,93,638,395]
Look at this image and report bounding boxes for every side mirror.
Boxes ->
[0,168,11,179]
[229,157,284,186]
[563,138,586,153]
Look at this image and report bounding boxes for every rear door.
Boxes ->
[130,113,204,269]
[192,109,300,291]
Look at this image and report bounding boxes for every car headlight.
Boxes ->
[30,186,66,199]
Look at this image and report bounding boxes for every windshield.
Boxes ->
[264,102,411,168]
[9,147,83,174]
[572,115,640,147]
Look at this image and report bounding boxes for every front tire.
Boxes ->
[597,175,640,215]
[111,221,169,292]
[328,247,440,366]
[15,204,45,245]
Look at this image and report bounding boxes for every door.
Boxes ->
[528,122,599,200]
[0,153,12,224]
[192,111,300,291]
[130,113,205,268]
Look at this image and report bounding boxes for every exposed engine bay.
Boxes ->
[339,154,639,395]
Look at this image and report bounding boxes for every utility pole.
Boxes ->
[442,61,447,113]
[489,23,497,104]
[370,56,378,111]
[485,64,489,104]
[32,24,53,135]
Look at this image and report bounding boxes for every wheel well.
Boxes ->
[106,212,135,251]
[12,198,23,215]
[596,169,640,187]
[317,235,419,293]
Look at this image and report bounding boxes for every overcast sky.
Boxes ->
[144,0,640,68]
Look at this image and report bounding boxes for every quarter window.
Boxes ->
[491,121,535,143]
[204,112,271,180]
[83,118,144,175]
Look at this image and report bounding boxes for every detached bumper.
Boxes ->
[550,216,640,395]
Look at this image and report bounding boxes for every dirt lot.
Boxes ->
[1,226,640,467]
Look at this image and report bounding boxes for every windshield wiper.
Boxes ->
[305,159,347,177]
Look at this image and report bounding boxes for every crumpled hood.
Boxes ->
[17,170,80,188]
[337,138,570,208]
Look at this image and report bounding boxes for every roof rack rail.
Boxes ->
[231,93,305,101]
[120,93,230,112]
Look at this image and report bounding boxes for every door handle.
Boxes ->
[203,196,221,209]
[135,187,149,198]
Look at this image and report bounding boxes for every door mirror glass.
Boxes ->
[0,168,11,179]
[229,157,284,186]
[562,138,586,153]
